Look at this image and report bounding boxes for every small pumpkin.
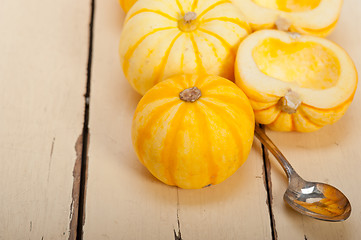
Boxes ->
[119,0,137,13]
[235,30,358,132]
[132,74,255,189]
[232,0,343,37]
[119,0,251,95]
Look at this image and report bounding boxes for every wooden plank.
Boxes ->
[0,0,91,239]
[82,2,178,239]
[266,1,361,239]
[83,1,272,239]
[177,141,272,240]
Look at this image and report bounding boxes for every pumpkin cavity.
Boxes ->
[252,38,341,90]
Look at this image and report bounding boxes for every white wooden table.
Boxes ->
[0,1,360,239]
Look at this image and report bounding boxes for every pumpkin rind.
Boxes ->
[232,0,343,37]
[119,0,251,95]
[132,74,255,189]
[235,30,358,132]
[119,0,137,13]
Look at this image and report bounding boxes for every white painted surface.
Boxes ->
[0,0,90,239]
[2,0,360,239]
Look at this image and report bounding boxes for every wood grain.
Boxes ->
[82,1,272,239]
[265,1,361,239]
[0,0,91,239]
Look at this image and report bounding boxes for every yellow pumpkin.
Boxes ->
[235,30,358,132]
[132,74,255,189]
[119,0,251,95]
[232,0,343,37]
[119,0,137,13]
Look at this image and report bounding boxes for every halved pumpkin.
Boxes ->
[235,30,357,132]
[132,74,255,189]
[119,0,251,95]
[232,0,343,37]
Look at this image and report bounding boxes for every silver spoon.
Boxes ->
[254,125,351,222]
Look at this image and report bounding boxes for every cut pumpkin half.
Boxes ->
[232,0,343,37]
[235,30,358,132]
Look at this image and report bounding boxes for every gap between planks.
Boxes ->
[260,125,278,240]
[69,0,96,239]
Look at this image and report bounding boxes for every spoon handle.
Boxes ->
[254,124,296,179]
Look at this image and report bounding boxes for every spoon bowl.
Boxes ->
[285,177,351,221]
[254,125,351,221]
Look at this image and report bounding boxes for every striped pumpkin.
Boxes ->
[119,0,251,95]
[119,0,137,13]
[132,74,255,189]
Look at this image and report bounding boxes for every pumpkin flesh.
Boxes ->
[235,30,357,132]
[252,38,341,90]
[232,0,343,37]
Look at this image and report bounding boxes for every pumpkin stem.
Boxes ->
[184,12,197,23]
[179,87,202,102]
[279,89,302,114]
[178,12,199,32]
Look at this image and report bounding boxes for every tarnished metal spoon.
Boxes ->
[254,125,351,222]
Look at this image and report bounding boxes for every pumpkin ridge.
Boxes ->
[137,96,179,113]
[255,108,282,125]
[126,9,178,23]
[135,100,180,162]
[197,28,233,52]
[193,74,213,88]
[195,103,218,185]
[204,95,254,116]
[249,98,278,111]
[189,33,206,74]
[202,96,254,121]
[196,77,224,90]
[200,100,245,163]
[191,0,199,11]
[290,114,295,131]
[152,32,183,85]
[178,74,194,89]
[202,17,251,33]
[297,107,325,127]
[180,40,185,72]
[293,112,322,132]
[197,0,232,19]
[175,0,185,15]
[253,103,277,112]
[187,74,205,88]
[198,34,222,65]
[180,52,185,71]
[160,103,187,186]
[123,27,176,77]
[267,110,282,126]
